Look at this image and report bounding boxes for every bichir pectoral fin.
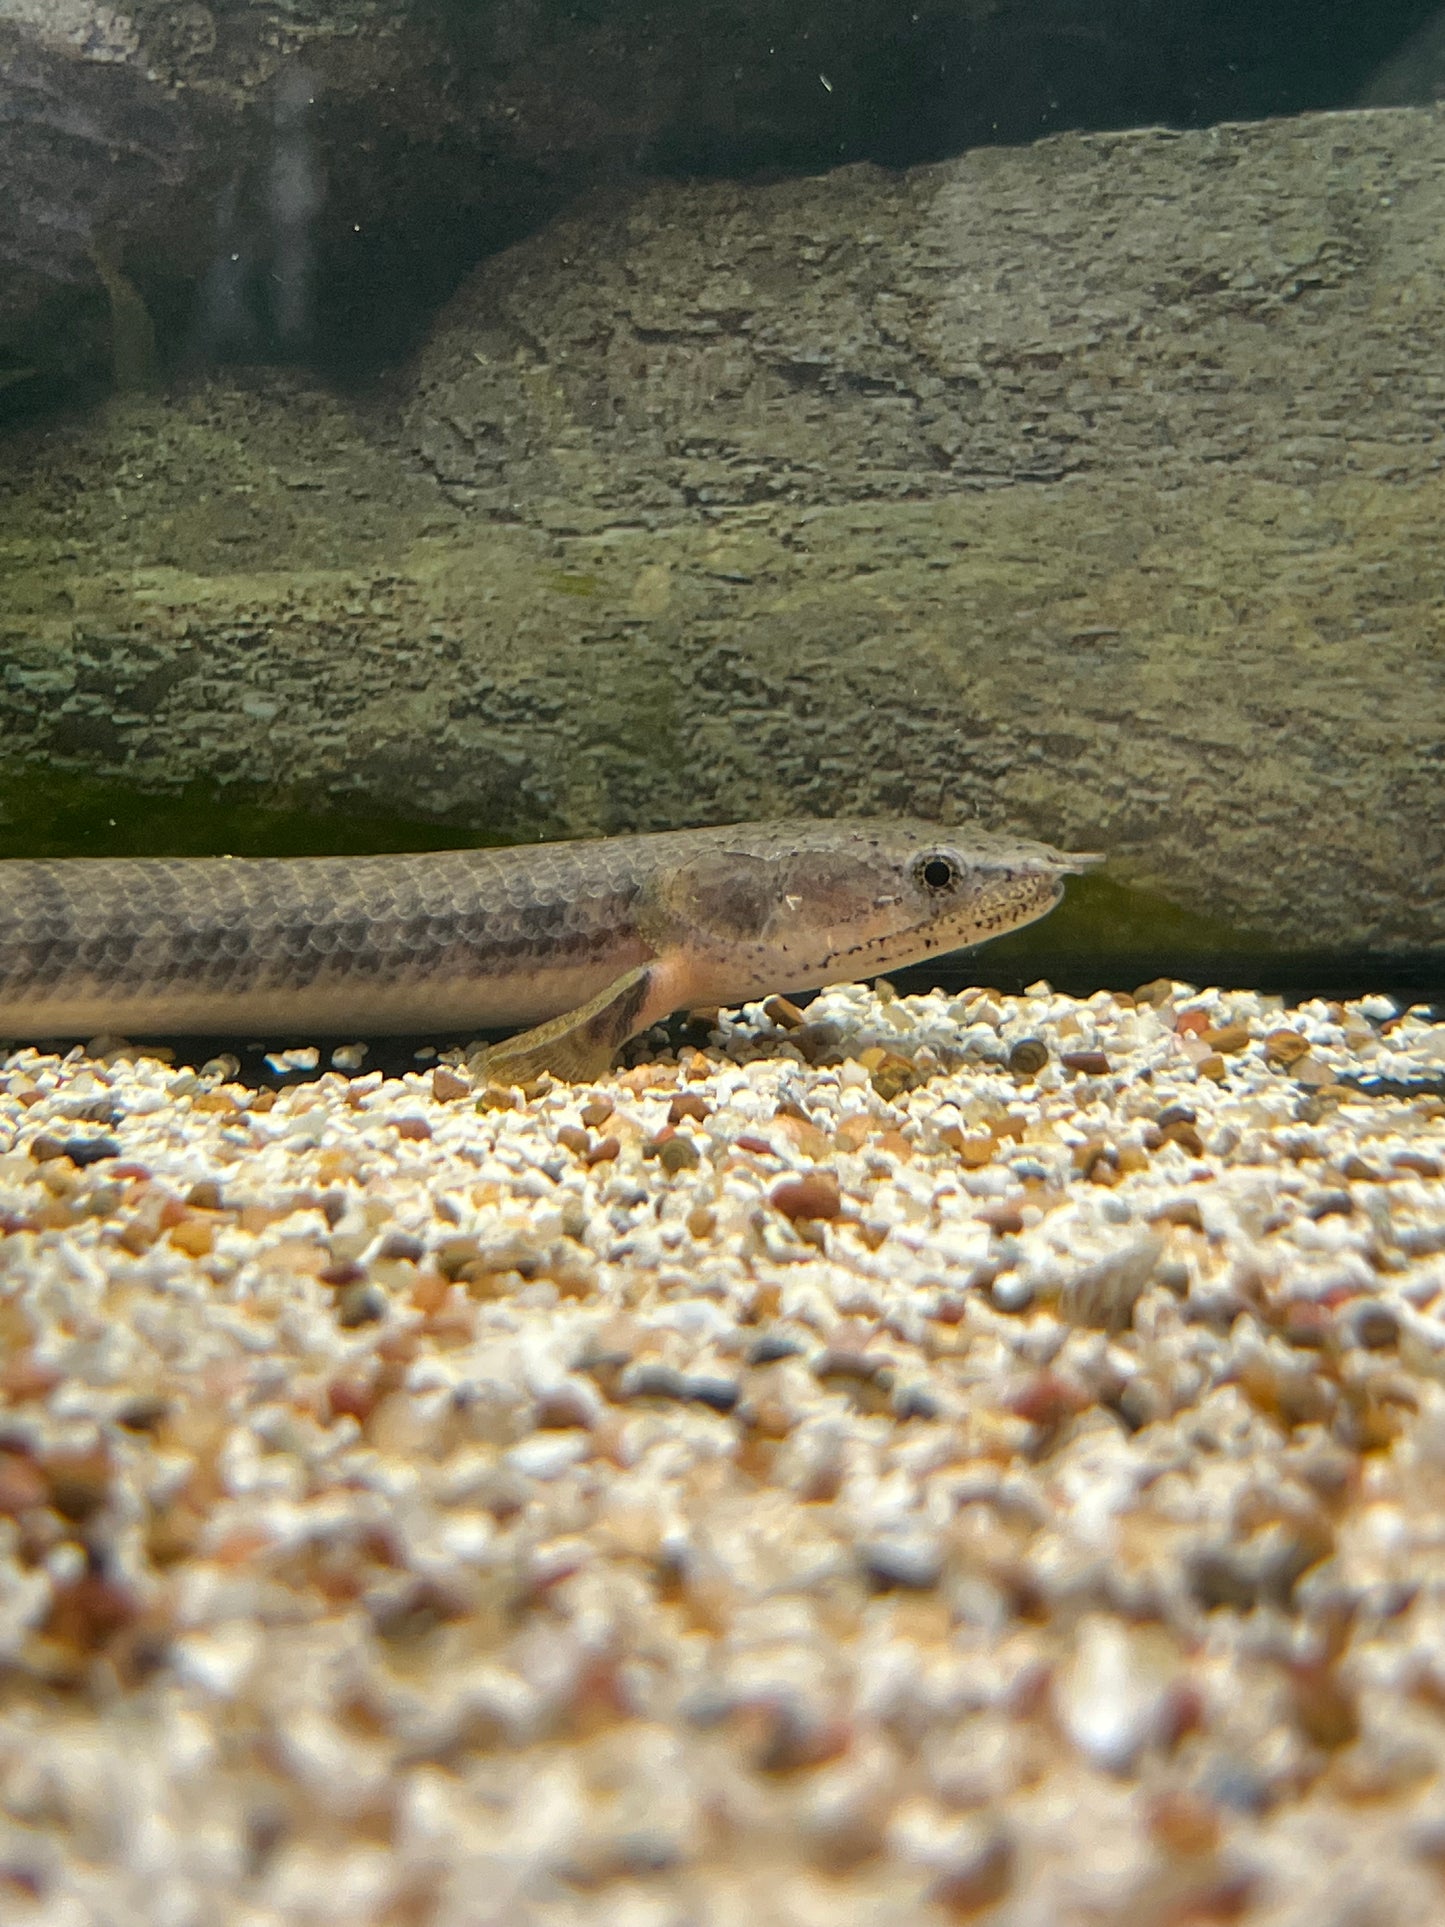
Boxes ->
[478,964,656,1085]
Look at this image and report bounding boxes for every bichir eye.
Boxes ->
[915,852,960,893]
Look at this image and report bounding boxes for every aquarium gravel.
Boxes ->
[0,980,1444,1925]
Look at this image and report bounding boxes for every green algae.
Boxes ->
[0,767,502,862]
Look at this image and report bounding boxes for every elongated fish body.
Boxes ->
[0,819,1099,1076]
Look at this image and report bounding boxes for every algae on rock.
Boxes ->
[1,108,1442,958]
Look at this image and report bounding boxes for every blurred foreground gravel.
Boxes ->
[0,978,1443,1925]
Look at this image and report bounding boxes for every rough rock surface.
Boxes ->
[0,0,1432,396]
[2,108,1442,958]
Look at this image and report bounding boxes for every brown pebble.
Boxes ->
[1288,1657,1360,1749]
[938,1125,994,1168]
[27,1135,68,1163]
[1196,1053,1227,1082]
[1007,1037,1050,1077]
[585,1135,620,1166]
[115,1394,169,1432]
[556,1125,591,1157]
[377,1230,424,1262]
[1060,1049,1111,1075]
[393,1115,432,1140]
[976,1201,1024,1235]
[1008,1369,1086,1426]
[0,1452,48,1514]
[431,1066,470,1103]
[1133,978,1175,1008]
[1202,1022,1252,1054]
[168,1218,215,1259]
[792,1020,843,1062]
[735,1133,777,1158]
[1,1354,62,1403]
[1149,1198,1205,1230]
[1265,1028,1312,1065]
[1281,1299,1332,1348]
[762,994,806,1030]
[191,1088,238,1115]
[185,1179,224,1211]
[327,1376,377,1423]
[44,1447,111,1523]
[771,1171,842,1221]
[668,1091,711,1124]
[535,1383,595,1430]
[579,1094,615,1128]
[1145,1789,1221,1858]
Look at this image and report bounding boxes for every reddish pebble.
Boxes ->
[1007,1369,1085,1426]
[393,1115,431,1140]
[431,1066,470,1103]
[0,1451,47,1514]
[1145,1787,1220,1856]
[1,1354,62,1402]
[1061,1049,1111,1075]
[735,1133,776,1157]
[327,1377,376,1423]
[771,1170,842,1221]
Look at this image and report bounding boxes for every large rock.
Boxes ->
[0,107,1441,956]
[0,0,1432,402]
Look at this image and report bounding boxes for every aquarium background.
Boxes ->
[1,0,1441,1003]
